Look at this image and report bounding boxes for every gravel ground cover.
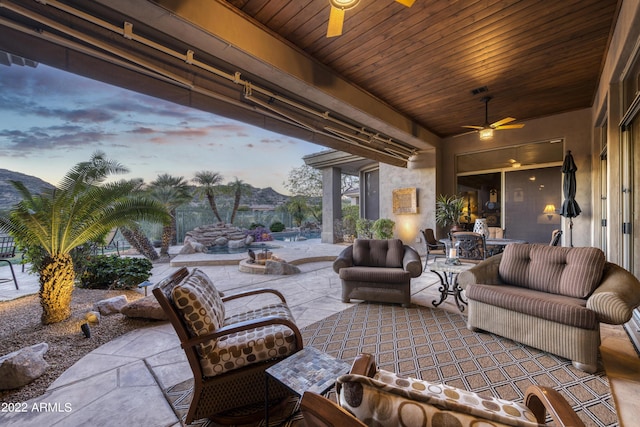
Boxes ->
[0,288,155,403]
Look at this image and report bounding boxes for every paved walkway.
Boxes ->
[0,240,446,426]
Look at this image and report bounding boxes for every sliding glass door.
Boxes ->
[504,167,562,243]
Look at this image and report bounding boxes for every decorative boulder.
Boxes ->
[0,343,49,390]
[265,260,301,275]
[214,237,228,246]
[121,296,167,320]
[94,295,128,315]
[228,239,246,249]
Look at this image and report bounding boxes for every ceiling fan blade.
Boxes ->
[327,6,345,37]
[462,125,483,130]
[454,130,478,138]
[495,124,525,130]
[395,0,416,6]
[490,117,516,128]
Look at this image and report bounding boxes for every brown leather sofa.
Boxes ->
[333,239,422,307]
[458,243,640,373]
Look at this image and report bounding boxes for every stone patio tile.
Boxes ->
[145,346,187,368]
[0,369,119,426]
[56,385,177,427]
[118,360,157,387]
[150,359,192,390]
[49,353,138,389]
[92,326,179,359]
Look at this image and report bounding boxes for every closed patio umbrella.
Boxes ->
[559,150,581,247]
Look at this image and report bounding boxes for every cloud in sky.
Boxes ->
[0,64,323,193]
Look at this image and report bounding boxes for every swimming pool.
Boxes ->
[206,242,281,254]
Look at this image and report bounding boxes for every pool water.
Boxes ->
[206,242,281,255]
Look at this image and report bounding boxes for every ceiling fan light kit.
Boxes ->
[462,95,524,140]
[479,128,494,140]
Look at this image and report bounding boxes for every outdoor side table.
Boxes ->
[264,346,350,425]
[429,260,474,312]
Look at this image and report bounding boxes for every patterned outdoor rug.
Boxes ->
[165,303,617,426]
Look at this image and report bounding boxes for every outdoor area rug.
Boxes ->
[165,303,617,426]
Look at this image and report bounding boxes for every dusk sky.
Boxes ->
[0,63,323,194]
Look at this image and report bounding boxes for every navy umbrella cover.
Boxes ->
[560,150,581,218]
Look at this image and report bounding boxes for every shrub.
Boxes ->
[79,255,153,290]
[372,218,395,239]
[245,226,273,242]
[269,221,286,232]
[249,223,265,230]
[356,218,373,239]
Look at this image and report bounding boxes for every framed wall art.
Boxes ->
[392,187,418,214]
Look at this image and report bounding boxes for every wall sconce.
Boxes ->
[543,204,556,220]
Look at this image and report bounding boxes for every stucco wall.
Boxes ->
[379,151,437,253]
[439,108,593,248]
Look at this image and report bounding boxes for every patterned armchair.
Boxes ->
[153,267,303,424]
[328,353,585,427]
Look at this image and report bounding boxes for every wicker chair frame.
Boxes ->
[153,267,303,424]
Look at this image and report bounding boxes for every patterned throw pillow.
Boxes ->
[172,268,225,356]
[338,369,539,427]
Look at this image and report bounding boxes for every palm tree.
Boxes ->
[148,174,192,255]
[286,196,309,227]
[0,152,168,324]
[226,178,252,224]
[192,171,224,223]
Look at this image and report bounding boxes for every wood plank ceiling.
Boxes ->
[224,0,620,138]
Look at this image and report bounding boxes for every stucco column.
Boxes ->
[322,167,342,243]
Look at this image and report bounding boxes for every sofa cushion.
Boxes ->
[352,239,404,268]
[338,369,539,427]
[499,244,605,298]
[339,266,411,284]
[466,284,597,329]
[172,268,226,357]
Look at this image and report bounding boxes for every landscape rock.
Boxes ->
[265,260,301,275]
[85,311,101,324]
[121,296,167,320]
[184,223,248,247]
[228,239,246,249]
[94,295,129,315]
[214,237,228,246]
[0,342,49,390]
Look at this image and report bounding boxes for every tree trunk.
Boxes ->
[160,224,172,255]
[230,192,241,224]
[120,225,159,261]
[170,209,178,245]
[206,194,223,223]
[39,253,75,324]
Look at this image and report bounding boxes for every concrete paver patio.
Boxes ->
[0,240,445,426]
[1,239,637,426]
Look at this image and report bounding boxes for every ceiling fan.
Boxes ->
[461,96,524,140]
[327,0,416,38]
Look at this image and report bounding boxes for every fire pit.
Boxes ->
[239,248,300,275]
